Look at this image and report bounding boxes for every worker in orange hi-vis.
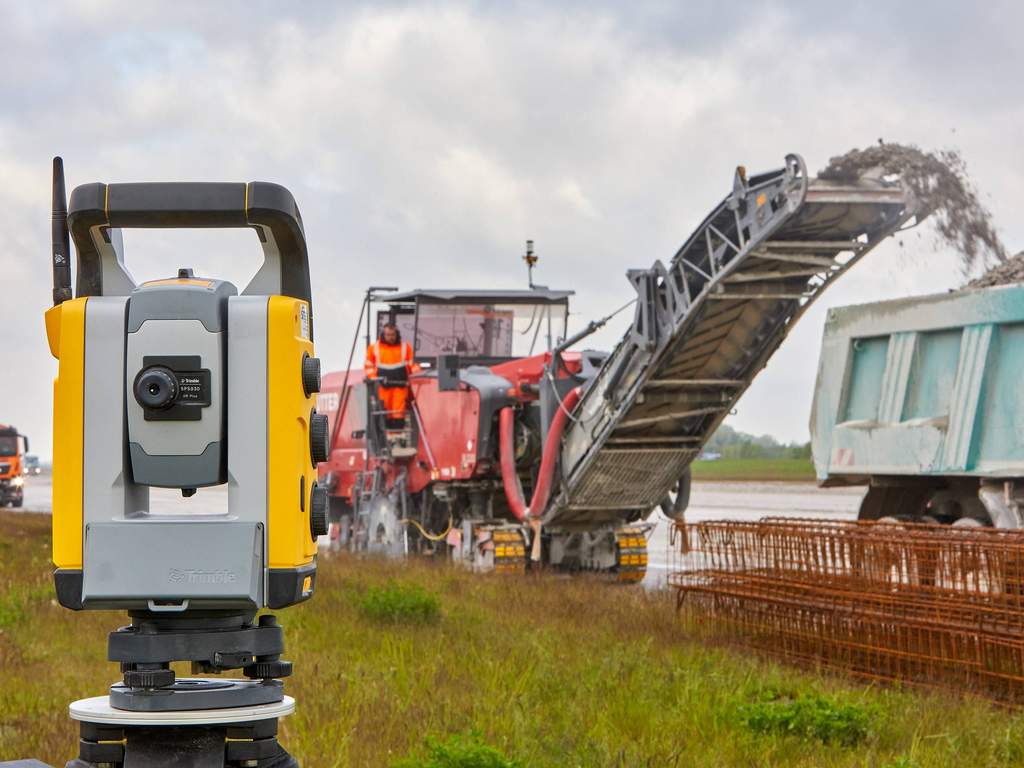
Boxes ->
[364,323,421,429]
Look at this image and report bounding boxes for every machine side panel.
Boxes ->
[407,378,483,488]
[125,319,224,461]
[975,323,1024,472]
[51,298,87,570]
[266,296,317,571]
[83,297,148,525]
[812,284,1024,481]
[810,309,854,482]
[81,521,262,609]
[941,323,993,471]
[227,296,269,533]
[457,366,513,461]
[319,376,368,504]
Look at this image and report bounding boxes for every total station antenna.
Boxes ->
[51,157,72,306]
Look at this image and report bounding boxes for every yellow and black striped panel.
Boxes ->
[491,529,527,574]
[615,526,649,583]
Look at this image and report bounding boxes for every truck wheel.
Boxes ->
[853,517,911,585]
[11,498,22,509]
[858,485,928,521]
[945,516,1003,592]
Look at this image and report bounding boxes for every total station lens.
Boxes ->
[134,366,179,410]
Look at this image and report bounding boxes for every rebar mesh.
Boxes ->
[670,518,1024,702]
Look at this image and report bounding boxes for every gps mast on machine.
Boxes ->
[318,154,926,578]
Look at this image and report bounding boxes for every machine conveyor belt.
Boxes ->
[550,153,921,529]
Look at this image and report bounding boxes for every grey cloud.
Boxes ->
[0,0,1020,457]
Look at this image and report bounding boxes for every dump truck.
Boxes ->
[0,424,28,507]
[318,153,925,577]
[811,282,1024,527]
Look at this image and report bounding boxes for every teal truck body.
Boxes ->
[811,283,1024,526]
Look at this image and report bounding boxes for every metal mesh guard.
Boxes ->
[670,518,1024,704]
[567,448,695,510]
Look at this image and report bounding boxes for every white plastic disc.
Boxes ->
[69,695,295,726]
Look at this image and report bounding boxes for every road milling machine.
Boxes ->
[318,153,925,580]
[18,158,327,767]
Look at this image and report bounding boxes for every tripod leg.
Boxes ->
[124,728,222,768]
[262,753,300,768]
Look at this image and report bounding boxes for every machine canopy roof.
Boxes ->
[379,288,573,305]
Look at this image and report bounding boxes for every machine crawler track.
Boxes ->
[490,528,528,574]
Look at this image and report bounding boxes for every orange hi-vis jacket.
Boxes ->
[364,340,419,419]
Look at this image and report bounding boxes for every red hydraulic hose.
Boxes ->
[498,408,527,521]
[499,386,582,521]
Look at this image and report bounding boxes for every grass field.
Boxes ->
[690,457,817,482]
[3,511,1024,767]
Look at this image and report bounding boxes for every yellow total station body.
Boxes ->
[266,295,320,576]
[46,179,329,614]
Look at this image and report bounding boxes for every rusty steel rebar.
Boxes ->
[670,518,1024,703]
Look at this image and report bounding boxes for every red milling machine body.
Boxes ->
[320,350,580,503]
[314,286,642,576]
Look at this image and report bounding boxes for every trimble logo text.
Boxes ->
[168,568,237,584]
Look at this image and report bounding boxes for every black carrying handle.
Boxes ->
[66,181,311,305]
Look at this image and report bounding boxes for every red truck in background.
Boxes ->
[0,424,29,508]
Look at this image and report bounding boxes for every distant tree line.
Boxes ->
[703,423,811,460]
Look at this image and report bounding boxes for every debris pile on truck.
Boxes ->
[965,250,1024,288]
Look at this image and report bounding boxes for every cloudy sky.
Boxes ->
[1,1,1021,459]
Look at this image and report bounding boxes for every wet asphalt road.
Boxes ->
[20,473,54,512]
[19,474,233,515]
